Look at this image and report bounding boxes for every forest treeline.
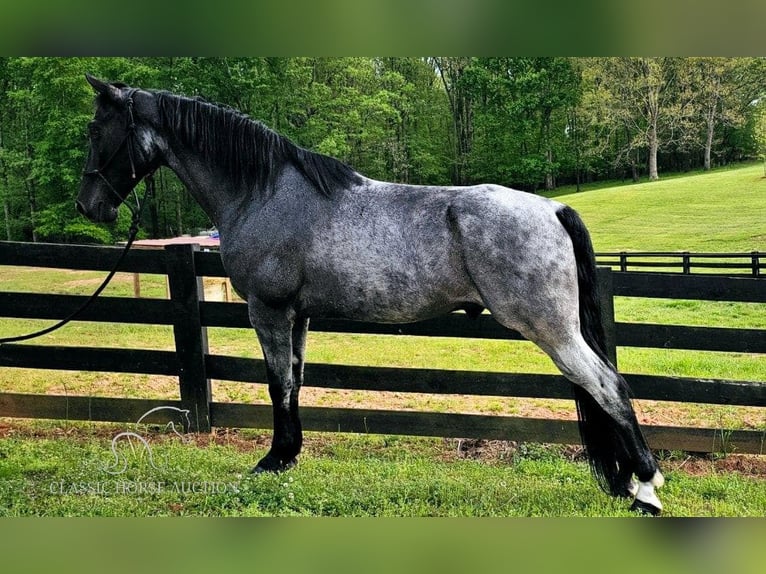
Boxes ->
[1,57,765,244]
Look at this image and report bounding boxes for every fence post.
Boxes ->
[165,244,212,433]
[682,252,691,274]
[752,251,760,278]
[596,267,618,367]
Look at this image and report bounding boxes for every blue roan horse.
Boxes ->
[76,75,665,514]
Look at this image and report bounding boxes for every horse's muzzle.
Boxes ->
[75,198,118,223]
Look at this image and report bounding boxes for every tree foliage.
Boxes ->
[0,57,764,244]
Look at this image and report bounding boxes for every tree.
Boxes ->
[514,58,581,190]
[754,98,766,176]
[430,57,474,185]
[594,57,685,181]
[441,58,582,191]
[685,58,745,171]
[2,58,45,242]
[375,57,451,184]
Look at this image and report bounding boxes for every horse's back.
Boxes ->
[300,181,478,321]
[296,179,573,323]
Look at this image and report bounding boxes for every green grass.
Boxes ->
[0,427,763,517]
[551,162,766,252]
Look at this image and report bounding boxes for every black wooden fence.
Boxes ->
[596,251,763,276]
[0,241,764,454]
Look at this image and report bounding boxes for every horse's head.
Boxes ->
[76,75,161,223]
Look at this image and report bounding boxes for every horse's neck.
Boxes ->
[161,141,248,229]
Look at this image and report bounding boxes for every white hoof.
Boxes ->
[635,480,663,512]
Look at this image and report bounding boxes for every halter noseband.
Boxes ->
[83,88,150,219]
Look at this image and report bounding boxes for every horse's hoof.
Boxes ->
[251,457,297,474]
[630,498,662,516]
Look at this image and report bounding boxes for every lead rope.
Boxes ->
[0,175,153,345]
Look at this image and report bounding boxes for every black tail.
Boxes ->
[556,205,634,496]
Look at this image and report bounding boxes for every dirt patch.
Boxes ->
[190,427,271,452]
[442,437,586,465]
[659,452,766,478]
[63,274,133,289]
[452,438,519,461]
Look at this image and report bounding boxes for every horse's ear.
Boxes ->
[85,74,121,101]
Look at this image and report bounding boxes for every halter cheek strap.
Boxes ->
[82,88,152,218]
[125,90,138,179]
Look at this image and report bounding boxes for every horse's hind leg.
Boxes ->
[541,335,664,514]
[483,296,661,511]
[248,300,303,473]
[451,200,662,512]
[464,283,661,509]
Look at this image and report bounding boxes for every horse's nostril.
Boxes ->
[75,200,87,216]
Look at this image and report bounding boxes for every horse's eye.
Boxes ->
[88,123,101,140]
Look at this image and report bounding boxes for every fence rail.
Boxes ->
[596,251,763,277]
[0,241,764,455]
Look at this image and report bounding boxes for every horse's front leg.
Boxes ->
[248,300,302,473]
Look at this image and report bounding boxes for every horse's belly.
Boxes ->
[300,292,468,323]
[298,260,478,323]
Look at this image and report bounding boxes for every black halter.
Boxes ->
[82,88,149,220]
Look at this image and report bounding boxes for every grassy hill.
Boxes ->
[547,162,766,253]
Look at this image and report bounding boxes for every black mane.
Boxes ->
[153,90,361,197]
